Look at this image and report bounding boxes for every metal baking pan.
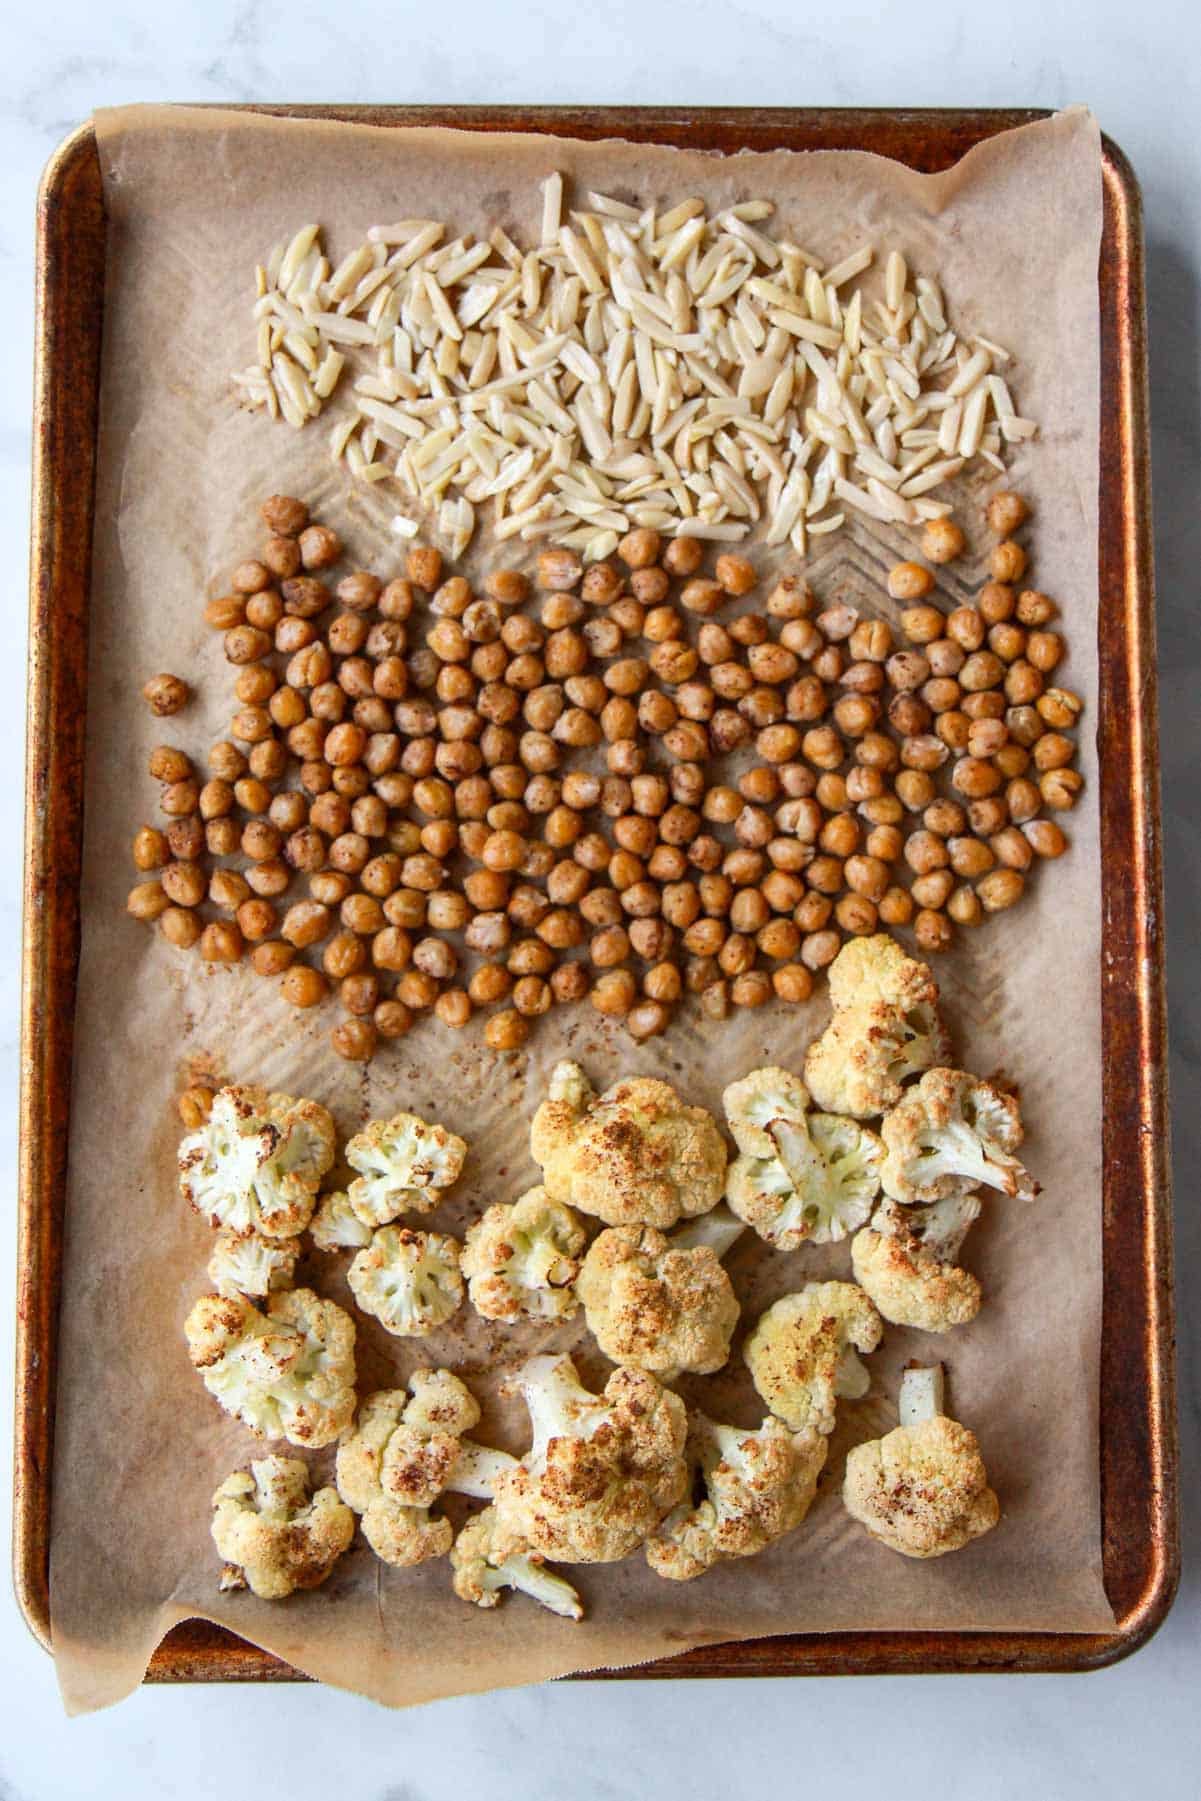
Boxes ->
[17,105,1177,1682]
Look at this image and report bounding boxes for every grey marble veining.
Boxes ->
[2,3,1197,1795]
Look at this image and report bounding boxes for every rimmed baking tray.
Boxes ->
[17,105,1176,1682]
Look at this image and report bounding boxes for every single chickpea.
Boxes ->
[466,960,510,1005]
[206,819,239,856]
[878,885,915,926]
[912,869,954,910]
[132,826,169,870]
[178,1085,215,1128]
[396,969,440,1011]
[887,562,935,602]
[199,920,244,963]
[913,909,953,953]
[330,1019,377,1062]
[990,540,1028,584]
[987,491,1029,536]
[968,797,1009,837]
[977,868,1026,911]
[1040,768,1084,810]
[249,939,294,976]
[236,899,278,942]
[712,552,754,595]
[1005,661,1045,705]
[1017,590,1058,627]
[1027,630,1064,673]
[988,622,1027,662]
[589,969,636,1018]
[900,605,944,646]
[1037,687,1083,729]
[799,928,840,971]
[205,594,245,630]
[947,884,983,927]
[166,817,204,861]
[1024,818,1068,858]
[159,906,201,949]
[295,523,341,570]
[536,547,583,592]
[511,975,552,1018]
[551,962,591,1004]
[920,517,966,564]
[482,1007,530,1051]
[679,578,725,617]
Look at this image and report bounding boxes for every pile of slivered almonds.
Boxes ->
[231,176,1037,560]
[128,488,1083,1063]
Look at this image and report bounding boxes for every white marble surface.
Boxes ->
[3,3,1197,1794]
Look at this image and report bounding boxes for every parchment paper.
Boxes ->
[48,104,1109,1715]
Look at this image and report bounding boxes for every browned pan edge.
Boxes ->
[16,107,1176,1683]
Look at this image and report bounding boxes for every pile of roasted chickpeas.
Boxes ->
[127,488,1082,1061]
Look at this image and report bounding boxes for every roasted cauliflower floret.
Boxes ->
[461,1188,586,1322]
[852,1193,983,1332]
[185,1288,356,1447]
[576,1225,739,1378]
[646,1414,827,1582]
[347,1226,464,1337]
[804,937,952,1119]
[207,1228,299,1298]
[178,1085,335,1238]
[490,1353,688,1563]
[309,1190,373,1252]
[744,1282,883,1434]
[344,1110,467,1227]
[843,1363,1000,1558]
[451,1507,583,1620]
[335,1369,491,1566]
[212,1455,353,1599]
[881,1068,1038,1204]
[723,1067,882,1248]
[530,1061,726,1229]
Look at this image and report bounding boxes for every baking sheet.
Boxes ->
[48,103,1109,1715]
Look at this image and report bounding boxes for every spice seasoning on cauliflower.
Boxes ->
[347,1226,464,1337]
[451,1507,583,1621]
[207,1228,299,1298]
[490,1353,688,1563]
[461,1188,586,1323]
[843,1363,1000,1558]
[804,936,952,1120]
[723,1067,882,1248]
[343,1110,467,1227]
[335,1369,497,1566]
[576,1225,739,1378]
[211,1455,354,1599]
[309,1190,374,1252]
[880,1068,1038,1204]
[852,1193,983,1332]
[646,1413,827,1582]
[744,1282,883,1434]
[185,1288,356,1447]
[530,1060,726,1229]
[178,1084,336,1238]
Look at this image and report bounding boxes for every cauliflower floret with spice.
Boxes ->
[723,1067,882,1249]
[576,1225,739,1378]
[490,1353,688,1563]
[178,1085,336,1238]
[744,1282,883,1434]
[451,1507,583,1621]
[530,1061,726,1230]
[646,1413,827,1582]
[207,1229,299,1299]
[335,1369,494,1567]
[309,1190,373,1252]
[461,1188,586,1323]
[347,1226,464,1338]
[843,1364,1000,1558]
[185,1288,356,1447]
[211,1455,353,1599]
[852,1194,983,1332]
[881,1068,1038,1204]
[344,1111,467,1227]
[804,938,952,1120]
